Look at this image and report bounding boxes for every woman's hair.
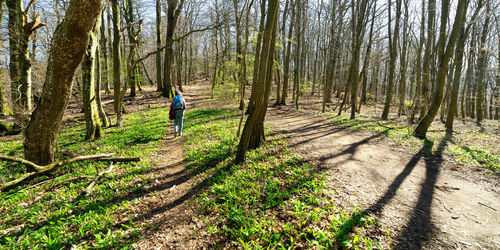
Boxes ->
[175,90,182,96]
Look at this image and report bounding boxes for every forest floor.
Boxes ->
[1,80,498,249]
[128,81,499,248]
[265,105,499,249]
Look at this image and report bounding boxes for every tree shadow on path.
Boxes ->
[365,131,452,249]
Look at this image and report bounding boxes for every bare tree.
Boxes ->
[414,0,468,137]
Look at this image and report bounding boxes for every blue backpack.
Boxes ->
[173,96,184,110]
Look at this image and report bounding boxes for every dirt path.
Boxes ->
[126,83,213,249]
[266,105,499,249]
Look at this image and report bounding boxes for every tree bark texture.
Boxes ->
[236,0,279,163]
[82,15,103,140]
[111,0,123,126]
[24,0,106,165]
[162,0,184,98]
[381,0,401,120]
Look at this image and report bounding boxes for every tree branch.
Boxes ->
[0,154,140,192]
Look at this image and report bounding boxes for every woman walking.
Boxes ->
[169,90,186,137]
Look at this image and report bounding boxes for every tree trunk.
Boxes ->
[95,44,110,127]
[82,15,103,140]
[8,0,21,114]
[24,0,106,165]
[381,0,402,120]
[162,0,184,98]
[349,0,369,119]
[279,0,295,106]
[359,1,376,113]
[475,3,490,123]
[233,0,244,110]
[397,1,409,117]
[8,0,42,118]
[111,0,123,126]
[247,1,266,114]
[0,0,10,116]
[294,0,302,110]
[410,0,425,123]
[99,10,111,93]
[156,0,162,92]
[236,0,279,163]
[420,0,436,118]
[107,5,113,92]
[124,0,138,97]
[495,26,500,120]
[414,0,467,138]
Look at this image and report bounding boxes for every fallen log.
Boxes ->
[0,154,140,192]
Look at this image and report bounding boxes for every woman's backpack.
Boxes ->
[173,96,184,110]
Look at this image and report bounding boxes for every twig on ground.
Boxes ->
[478,202,496,211]
[84,164,115,195]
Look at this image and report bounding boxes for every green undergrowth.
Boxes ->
[0,107,172,248]
[183,109,385,248]
[328,113,499,174]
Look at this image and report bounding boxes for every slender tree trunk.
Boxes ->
[236,0,279,163]
[8,0,24,115]
[107,5,113,91]
[359,1,376,113]
[156,0,162,92]
[294,0,302,110]
[322,0,338,112]
[279,0,295,105]
[414,0,467,137]
[397,1,409,117]
[162,0,184,98]
[475,3,490,123]
[95,44,110,127]
[111,0,123,126]
[99,10,111,93]
[410,0,425,123]
[0,0,10,116]
[381,0,402,120]
[420,0,436,118]
[495,27,500,120]
[82,16,103,140]
[124,0,138,97]
[349,0,369,119]
[247,1,266,114]
[233,0,244,110]
[24,0,106,165]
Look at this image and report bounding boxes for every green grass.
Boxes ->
[0,106,387,249]
[183,109,385,248]
[0,107,171,248]
[327,113,499,174]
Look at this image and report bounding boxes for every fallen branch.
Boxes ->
[84,164,115,195]
[0,154,140,192]
[20,175,92,192]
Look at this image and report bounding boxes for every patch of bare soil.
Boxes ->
[266,105,499,249]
